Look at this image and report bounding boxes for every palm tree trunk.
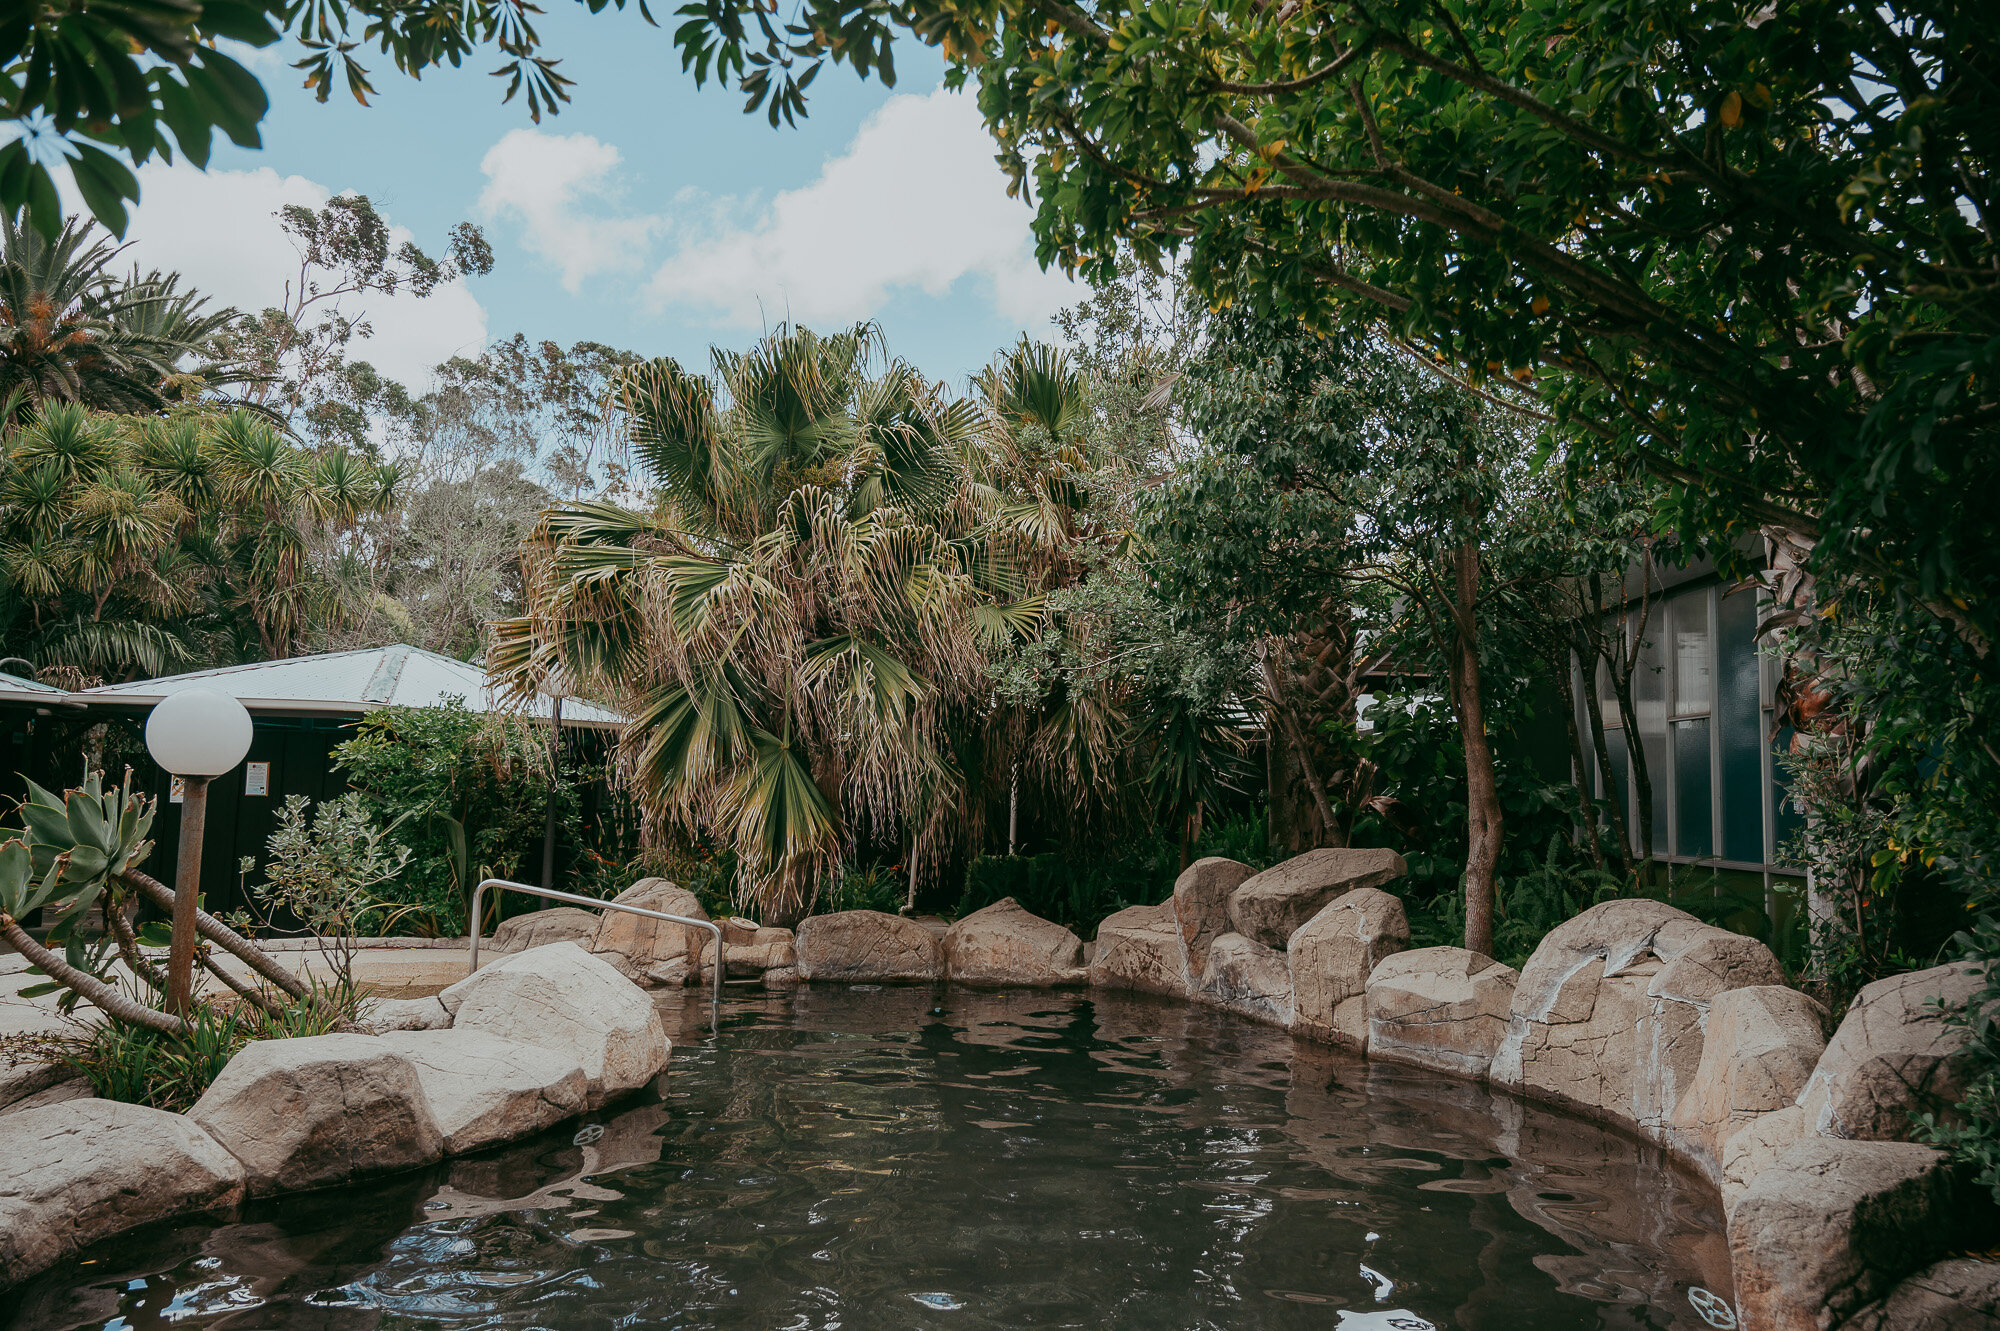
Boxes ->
[0,914,185,1034]
[1451,541,1502,958]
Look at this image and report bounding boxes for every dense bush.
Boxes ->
[333,700,580,936]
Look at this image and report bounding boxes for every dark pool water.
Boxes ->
[7,987,1734,1330]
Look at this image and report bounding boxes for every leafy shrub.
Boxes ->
[819,863,908,915]
[334,700,579,936]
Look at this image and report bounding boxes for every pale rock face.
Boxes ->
[793,910,944,983]
[1845,1257,2000,1331]
[1087,900,1188,997]
[189,1032,443,1197]
[362,993,453,1033]
[943,898,1087,987]
[1489,898,1784,1136]
[1172,857,1254,975]
[699,928,799,979]
[1365,946,1518,1078]
[1729,1138,1980,1331]
[0,1059,86,1114]
[376,1029,591,1155]
[1198,932,1294,1027]
[1226,847,1407,949]
[0,1099,245,1284]
[1719,1105,1806,1219]
[1289,887,1409,1047]
[449,942,672,1107]
[762,965,802,989]
[1799,962,1982,1141]
[1669,985,1827,1175]
[587,878,713,982]
[492,906,602,953]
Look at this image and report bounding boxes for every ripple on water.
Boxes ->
[8,987,1732,1330]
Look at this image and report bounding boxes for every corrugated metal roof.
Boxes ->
[74,645,626,729]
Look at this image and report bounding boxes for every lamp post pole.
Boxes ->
[167,775,210,1016]
[146,687,253,1019]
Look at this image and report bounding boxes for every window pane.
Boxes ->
[1605,727,1632,843]
[1718,586,1765,864]
[1674,717,1714,858]
[1634,611,1669,855]
[1673,593,1713,715]
[1596,636,1619,723]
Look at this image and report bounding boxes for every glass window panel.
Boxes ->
[1634,610,1668,736]
[1641,730,1670,858]
[1605,727,1632,842]
[1718,585,1766,865]
[1674,717,1714,859]
[1772,725,1805,865]
[1596,637,1619,724]
[1672,593,1713,716]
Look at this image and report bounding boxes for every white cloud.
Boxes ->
[647,88,1079,329]
[95,162,488,387]
[478,129,659,293]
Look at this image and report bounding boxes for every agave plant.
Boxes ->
[0,768,310,1034]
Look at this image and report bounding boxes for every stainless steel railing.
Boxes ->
[467,878,723,1035]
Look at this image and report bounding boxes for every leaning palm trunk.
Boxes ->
[0,914,185,1034]
[121,868,311,1001]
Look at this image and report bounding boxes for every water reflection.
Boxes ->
[8,987,1731,1330]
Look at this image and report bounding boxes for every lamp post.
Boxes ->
[145,688,253,1016]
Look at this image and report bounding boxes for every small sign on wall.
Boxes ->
[244,762,270,797]
[169,775,185,804]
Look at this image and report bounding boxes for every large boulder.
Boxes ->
[188,1032,443,1197]
[1087,900,1188,997]
[1366,946,1518,1078]
[448,942,671,1106]
[943,898,1087,987]
[1669,984,1827,1175]
[794,910,943,983]
[699,926,798,980]
[1289,887,1409,1048]
[1490,899,1784,1135]
[1226,847,1407,949]
[377,1029,590,1155]
[1198,932,1294,1027]
[587,878,712,983]
[0,1098,244,1285]
[1720,1105,1807,1219]
[1800,962,1983,1141]
[492,906,602,953]
[1729,1138,1988,1331]
[1848,1258,2000,1330]
[1172,857,1254,974]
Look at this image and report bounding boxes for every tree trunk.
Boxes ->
[121,868,310,1000]
[1452,540,1502,958]
[0,915,185,1034]
[1573,624,1637,880]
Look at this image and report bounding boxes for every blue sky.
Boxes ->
[109,8,1081,393]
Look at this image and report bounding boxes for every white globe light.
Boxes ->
[145,688,254,777]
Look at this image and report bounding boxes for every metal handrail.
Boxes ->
[468,878,723,1035]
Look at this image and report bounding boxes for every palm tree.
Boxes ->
[0,217,215,417]
[495,325,1056,921]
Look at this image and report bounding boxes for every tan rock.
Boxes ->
[587,878,712,982]
[762,965,801,988]
[1087,900,1187,997]
[721,916,760,945]
[189,1032,443,1197]
[1800,962,1982,1141]
[1491,898,1784,1135]
[0,1058,85,1114]
[1848,1258,2000,1330]
[1172,857,1253,974]
[794,909,943,983]
[492,906,601,953]
[1730,1138,1979,1331]
[1198,931,1293,1026]
[377,1029,590,1155]
[943,897,1087,987]
[0,1099,245,1285]
[1289,887,1408,1048]
[699,930,798,979]
[1719,1105,1806,1218]
[362,993,453,1033]
[449,942,671,1107]
[1366,946,1517,1078]
[1226,847,1407,949]
[1670,985,1826,1175]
